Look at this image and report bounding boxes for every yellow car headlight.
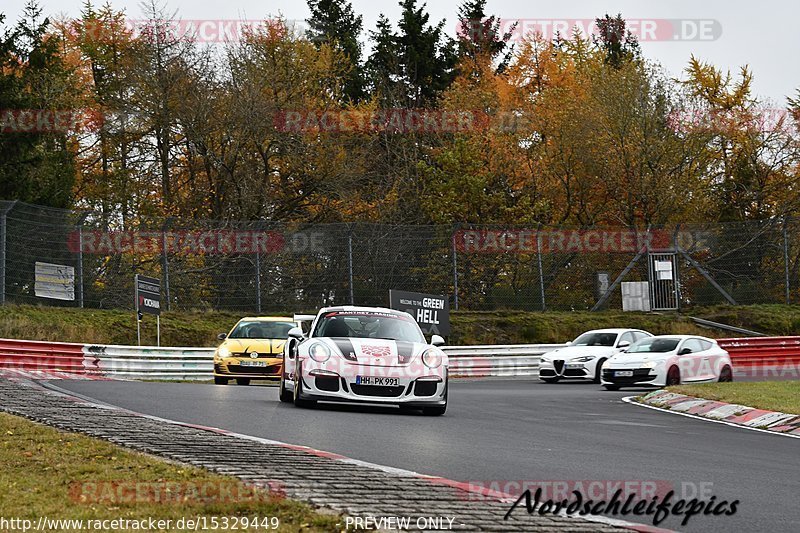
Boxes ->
[216,346,231,359]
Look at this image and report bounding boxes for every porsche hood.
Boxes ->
[320,337,429,367]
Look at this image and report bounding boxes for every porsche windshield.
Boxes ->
[314,312,424,343]
[627,338,681,353]
[228,321,296,339]
[572,332,618,347]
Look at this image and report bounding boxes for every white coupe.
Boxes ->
[601,335,734,390]
[280,306,449,415]
[539,329,654,384]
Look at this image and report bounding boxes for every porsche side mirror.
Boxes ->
[217,332,227,341]
[678,348,692,355]
[288,327,305,340]
[431,334,446,347]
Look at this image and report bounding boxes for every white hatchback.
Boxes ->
[601,335,734,391]
[539,329,653,384]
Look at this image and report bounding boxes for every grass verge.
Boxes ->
[667,381,800,414]
[0,303,798,347]
[0,412,341,532]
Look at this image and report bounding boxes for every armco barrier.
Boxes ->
[718,337,800,368]
[84,344,215,381]
[0,338,87,374]
[1,336,799,381]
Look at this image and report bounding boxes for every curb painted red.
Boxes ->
[637,390,800,437]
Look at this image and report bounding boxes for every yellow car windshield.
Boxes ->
[229,321,296,339]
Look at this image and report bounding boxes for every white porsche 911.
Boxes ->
[539,329,653,384]
[601,335,734,390]
[280,306,449,415]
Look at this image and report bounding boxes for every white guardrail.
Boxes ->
[82,344,567,381]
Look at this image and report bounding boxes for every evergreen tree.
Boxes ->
[594,14,640,69]
[364,15,401,104]
[366,0,456,107]
[305,0,365,102]
[455,0,515,73]
[396,0,457,106]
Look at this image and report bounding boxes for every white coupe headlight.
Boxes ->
[570,356,595,363]
[422,349,443,368]
[601,359,611,369]
[309,342,331,363]
[642,360,660,369]
[216,346,230,359]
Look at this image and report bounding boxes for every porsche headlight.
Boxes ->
[216,346,231,359]
[422,349,443,368]
[601,359,611,369]
[570,356,595,363]
[309,342,331,363]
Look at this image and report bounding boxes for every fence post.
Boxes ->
[348,226,354,305]
[76,213,89,308]
[784,216,791,305]
[255,247,262,313]
[0,201,17,305]
[161,220,171,311]
[451,226,459,311]
[536,228,546,311]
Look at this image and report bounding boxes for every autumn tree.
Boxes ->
[0,2,82,208]
[684,57,800,221]
[65,2,142,224]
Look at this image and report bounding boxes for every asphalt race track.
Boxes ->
[54,379,799,533]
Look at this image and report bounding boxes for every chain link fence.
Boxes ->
[0,200,797,313]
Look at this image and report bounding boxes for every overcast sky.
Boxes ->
[3,0,798,105]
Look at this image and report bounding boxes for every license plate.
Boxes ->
[615,370,634,377]
[565,363,584,369]
[240,361,267,367]
[356,376,399,386]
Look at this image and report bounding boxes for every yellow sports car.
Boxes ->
[213,317,299,385]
